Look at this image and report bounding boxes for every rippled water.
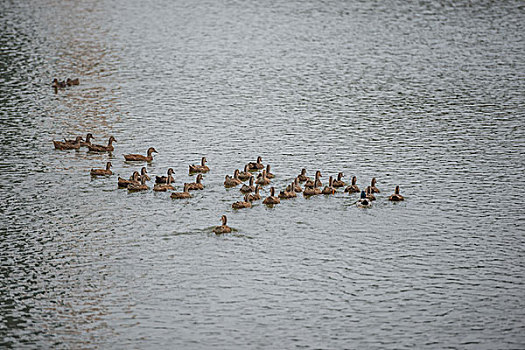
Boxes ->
[1,0,524,348]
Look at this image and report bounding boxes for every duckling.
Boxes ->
[365,186,376,201]
[139,167,151,181]
[53,136,83,150]
[344,176,360,193]
[232,194,252,209]
[155,168,174,184]
[66,78,79,86]
[370,177,380,193]
[247,156,264,171]
[240,177,255,193]
[297,168,310,182]
[128,175,149,191]
[293,178,303,193]
[263,186,280,205]
[332,172,345,187]
[322,176,336,195]
[356,190,372,208]
[124,147,157,162]
[153,174,175,191]
[118,171,140,188]
[238,165,253,181]
[255,170,271,186]
[90,162,113,176]
[265,164,275,179]
[171,183,191,199]
[305,171,322,188]
[80,133,94,147]
[189,157,209,173]
[88,136,116,152]
[213,215,232,234]
[388,186,405,201]
[187,174,204,190]
[247,185,262,201]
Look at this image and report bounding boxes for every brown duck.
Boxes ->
[388,186,405,201]
[365,186,376,201]
[247,185,262,201]
[80,133,94,147]
[224,170,242,188]
[128,175,149,191]
[53,136,83,150]
[118,171,140,188]
[279,183,297,199]
[237,165,253,182]
[189,157,209,173]
[321,176,336,195]
[213,215,232,234]
[88,136,116,152]
[305,171,322,188]
[232,194,252,209]
[124,147,157,162]
[297,168,310,182]
[155,168,174,184]
[255,170,270,186]
[171,183,191,199]
[370,178,380,193]
[332,172,345,188]
[247,156,264,171]
[153,175,174,191]
[240,177,255,193]
[344,176,360,193]
[265,165,275,179]
[187,174,204,190]
[263,187,280,205]
[90,162,113,176]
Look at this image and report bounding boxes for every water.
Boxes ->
[1,0,524,348]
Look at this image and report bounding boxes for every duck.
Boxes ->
[370,177,380,193]
[53,136,83,150]
[128,175,149,191]
[388,186,405,201]
[255,170,271,186]
[332,172,345,187]
[232,194,252,209]
[189,157,209,173]
[293,178,303,193]
[171,183,191,199]
[155,168,174,184]
[356,190,372,208]
[224,170,242,188]
[297,168,310,182]
[90,162,113,176]
[139,167,151,181]
[247,185,262,201]
[247,156,264,171]
[118,171,140,188]
[153,175,174,191]
[303,178,322,196]
[365,186,376,201]
[124,147,157,162]
[52,78,66,88]
[305,171,322,188]
[263,187,280,205]
[240,177,255,193]
[187,174,204,190]
[265,165,275,179]
[88,136,116,152]
[213,215,232,234]
[344,176,360,193]
[278,183,296,199]
[237,165,253,181]
[66,78,79,86]
[80,133,94,147]
[321,176,336,195]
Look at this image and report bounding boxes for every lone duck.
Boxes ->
[255,170,271,186]
[247,185,262,201]
[90,162,113,176]
[187,174,204,190]
[80,133,94,147]
[232,194,252,209]
[370,177,380,193]
[388,186,405,201]
[66,78,79,86]
[88,136,116,152]
[365,186,376,201]
[356,190,372,208]
[247,156,264,171]
[344,176,360,193]
[305,171,322,188]
[118,171,140,188]
[128,175,149,191]
[332,173,345,188]
[155,168,174,184]
[153,175,174,191]
[171,183,191,199]
[265,165,275,179]
[321,176,336,195]
[238,165,253,181]
[224,170,242,188]
[53,136,83,150]
[297,168,310,182]
[189,157,209,173]
[263,187,280,205]
[240,177,255,193]
[213,215,232,234]
[124,147,157,162]
[140,167,151,181]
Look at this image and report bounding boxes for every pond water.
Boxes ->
[1,0,524,348]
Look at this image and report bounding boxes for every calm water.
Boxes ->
[1,0,524,348]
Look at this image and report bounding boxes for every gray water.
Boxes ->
[1,0,524,348]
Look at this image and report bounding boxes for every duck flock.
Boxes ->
[53,131,405,234]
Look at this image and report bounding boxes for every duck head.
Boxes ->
[201,157,207,165]
[106,162,112,170]
[141,167,148,175]
[196,174,203,183]
[221,215,228,225]
[337,172,343,181]
[257,156,262,164]
[395,185,400,195]
[270,187,275,196]
[352,176,357,185]
[147,147,157,156]
[108,136,116,144]
[167,168,174,175]
[371,177,377,186]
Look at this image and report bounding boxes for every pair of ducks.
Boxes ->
[52,78,79,88]
[53,133,95,150]
[231,186,278,209]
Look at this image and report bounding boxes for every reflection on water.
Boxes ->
[1,0,524,348]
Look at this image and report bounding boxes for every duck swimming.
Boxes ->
[213,215,232,234]
[153,174,174,191]
[263,187,280,205]
[321,176,336,195]
[365,186,376,201]
[247,156,264,171]
[124,147,157,162]
[305,171,322,188]
[388,186,405,201]
[224,170,242,188]
[53,136,83,150]
[344,176,360,193]
[155,168,174,184]
[278,183,296,199]
[118,171,140,188]
[187,174,204,190]
[238,165,253,181]
[247,185,262,201]
[232,194,252,209]
[90,162,113,176]
[128,175,149,191]
[240,177,255,193]
[265,165,275,179]
[80,133,94,147]
[356,190,372,208]
[171,183,191,199]
[140,167,151,181]
[297,168,310,182]
[332,172,345,188]
[189,157,209,173]
[370,177,380,193]
[66,78,79,86]
[293,178,303,193]
[255,170,271,186]
[88,136,116,152]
